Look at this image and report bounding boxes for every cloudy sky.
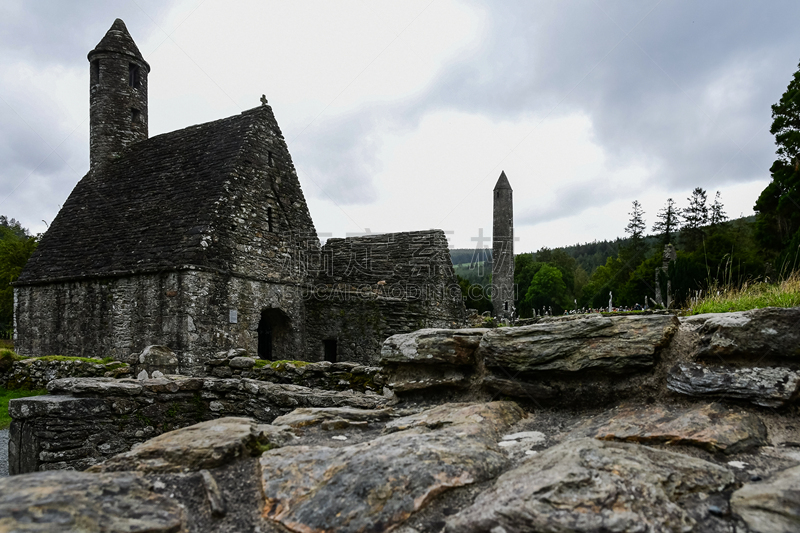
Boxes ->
[1,1,798,253]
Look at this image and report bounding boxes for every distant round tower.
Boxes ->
[87,19,150,170]
[492,171,514,320]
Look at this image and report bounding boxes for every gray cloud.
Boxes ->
[298,0,800,213]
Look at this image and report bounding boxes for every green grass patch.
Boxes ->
[691,272,800,314]
[0,340,13,351]
[34,355,116,364]
[0,387,48,429]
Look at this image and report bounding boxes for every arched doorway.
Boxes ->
[257,308,291,360]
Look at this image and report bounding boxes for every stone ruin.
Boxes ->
[12,19,464,373]
[3,307,800,531]
[2,18,800,533]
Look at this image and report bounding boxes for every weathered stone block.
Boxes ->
[479,314,678,374]
[731,464,800,533]
[687,307,800,360]
[380,328,488,366]
[446,438,735,533]
[667,362,800,407]
[573,402,768,454]
[0,471,185,532]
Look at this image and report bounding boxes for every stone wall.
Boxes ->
[0,356,130,390]
[14,270,306,374]
[8,376,389,474]
[305,229,466,364]
[204,352,383,394]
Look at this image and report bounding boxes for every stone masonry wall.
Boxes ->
[0,357,130,390]
[305,229,466,364]
[14,270,306,373]
[8,376,389,475]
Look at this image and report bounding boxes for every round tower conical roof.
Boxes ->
[88,18,150,71]
[493,171,512,191]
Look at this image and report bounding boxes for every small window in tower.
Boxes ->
[504,301,509,311]
[129,63,140,88]
[268,151,274,167]
[131,108,141,123]
[267,206,273,232]
[91,60,100,85]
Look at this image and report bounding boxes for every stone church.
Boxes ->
[13,19,465,373]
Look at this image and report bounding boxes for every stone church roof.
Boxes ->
[18,105,312,284]
[88,18,149,70]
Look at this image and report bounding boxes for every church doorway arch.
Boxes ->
[257,308,291,360]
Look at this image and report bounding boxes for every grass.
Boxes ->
[690,271,800,315]
[0,339,13,351]
[0,388,48,429]
[0,350,115,365]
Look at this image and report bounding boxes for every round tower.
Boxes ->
[492,171,514,320]
[87,19,150,170]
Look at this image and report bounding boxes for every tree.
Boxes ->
[755,59,800,263]
[709,191,728,227]
[652,198,681,245]
[681,187,708,252]
[622,200,647,260]
[0,223,37,338]
[523,264,568,314]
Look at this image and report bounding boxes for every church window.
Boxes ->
[91,60,100,85]
[131,108,141,123]
[129,63,140,88]
[504,301,508,311]
[268,151,274,167]
[267,206,273,232]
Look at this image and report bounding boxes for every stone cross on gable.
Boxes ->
[260,94,268,106]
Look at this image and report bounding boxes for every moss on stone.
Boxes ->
[267,360,312,371]
[35,355,116,364]
[0,350,24,373]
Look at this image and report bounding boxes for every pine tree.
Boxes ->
[681,187,708,252]
[625,200,646,240]
[621,200,648,263]
[652,198,681,245]
[709,191,727,226]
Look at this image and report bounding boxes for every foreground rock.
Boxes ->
[667,362,800,407]
[90,417,294,474]
[479,314,679,374]
[688,307,800,360]
[271,406,393,428]
[260,402,523,533]
[446,438,735,533]
[380,328,487,365]
[10,376,389,474]
[575,402,768,454]
[731,464,800,533]
[0,471,184,532]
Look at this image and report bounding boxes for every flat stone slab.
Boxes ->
[667,362,800,407]
[90,417,294,473]
[380,328,488,365]
[260,402,522,533]
[687,307,800,360]
[574,402,768,454]
[272,407,394,428]
[383,364,471,392]
[446,438,735,533]
[0,470,184,532]
[382,401,525,434]
[479,314,679,374]
[731,464,800,533]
